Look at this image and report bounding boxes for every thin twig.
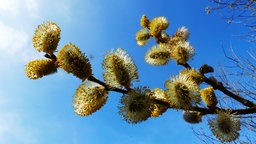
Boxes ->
[88,75,128,94]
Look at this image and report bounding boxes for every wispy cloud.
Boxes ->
[0,0,20,15]
[0,0,76,64]
[0,0,40,17]
[25,0,40,18]
[0,22,28,54]
[0,0,43,64]
[0,1,104,144]
[0,1,73,143]
[0,21,41,64]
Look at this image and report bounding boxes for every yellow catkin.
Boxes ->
[169,26,189,46]
[140,15,150,28]
[150,88,168,117]
[209,111,241,142]
[57,43,92,80]
[25,59,57,80]
[170,41,194,65]
[165,74,199,110]
[159,32,170,44]
[102,48,138,89]
[73,83,108,116]
[136,28,150,46]
[151,104,168,117]
[144,45,171,66]
[32,21,61,54]
[119,87,153,124]
[180,68,204,85]
[149,16,169,37]
[200,87,218,107]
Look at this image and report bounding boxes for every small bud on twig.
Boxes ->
[199,64,214,74]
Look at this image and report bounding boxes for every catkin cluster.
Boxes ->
[136,15,241,142]
[26,16,243,143]
[136,15,195,66]
[26,22,92,80]
[26,22,60,79]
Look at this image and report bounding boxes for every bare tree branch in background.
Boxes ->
[219,48,256,102]
[202,48,256,143]
[206,0,256,41]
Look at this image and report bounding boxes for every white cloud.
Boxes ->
[0,22,28,53]
[0,0,75,65]
[0,21,40,63]
[0,0,43,64]
[0,0,95,143]
[0,0,20,15]
[25,0,40,18]
[0,0,40,18]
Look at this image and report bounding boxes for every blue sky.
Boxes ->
[0,0,255,144]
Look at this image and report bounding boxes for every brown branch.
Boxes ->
[88,75,256,116]
[45,53,57,61]
[154,99,256,115]
[88,75,128,94]
[183,63,255,107]
[182,63,191,69]
[194,106,256,115]
[86,64,255,115]
[204,76,255,107]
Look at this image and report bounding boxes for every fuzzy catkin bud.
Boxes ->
[199,64,214,74]
[151,88,168,117]
[170,41,194,65]
[144,45,171,66]
[140,15,150,28]
[33,22,61,54]
[57,43,92,80]
[182,111,202,124]
[73,82,108,116]
[149,16,169,37]
[119,87,153,124]
[151,104,168,117]
[180,68,204,85]
[209,111,241,142]
[136,28,150,46]
[169,26,190,46]
[159,32,170,44]
[102,48,139,89]
[25,59,57,79]
[165,75,200,110]
[200,87,218,107]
